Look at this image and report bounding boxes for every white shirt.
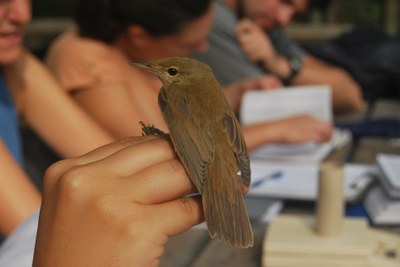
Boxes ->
[0,209,39,267]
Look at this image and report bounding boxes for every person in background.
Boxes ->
[45,0,215,137]
[194,0,365,115]
[46,0,332,151]
[0,0,113,239]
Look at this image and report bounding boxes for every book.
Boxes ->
[364,185,400,225]
[240,85,350,162]
[377,154,400,199]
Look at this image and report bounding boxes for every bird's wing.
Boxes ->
[222,112,251,187]
[159,88,214,192]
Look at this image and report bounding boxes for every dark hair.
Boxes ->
[75,0,212,43]
[308,0,331,11]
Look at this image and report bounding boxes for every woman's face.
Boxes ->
[136,5,214,61]
[0,0,31,64]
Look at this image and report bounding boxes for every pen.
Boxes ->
[251,170,283,189]
[349,171,374,190]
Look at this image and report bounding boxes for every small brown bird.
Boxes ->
[134,57,253,248]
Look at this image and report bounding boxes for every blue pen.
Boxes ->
[251,170,283,189]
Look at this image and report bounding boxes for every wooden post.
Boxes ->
[315,162,344,236]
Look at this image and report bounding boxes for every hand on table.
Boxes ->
[272,115,333,144]
[243,115,333,151]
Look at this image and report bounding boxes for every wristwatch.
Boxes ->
[282,57,302,85]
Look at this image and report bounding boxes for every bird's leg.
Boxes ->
[139,121,170,140]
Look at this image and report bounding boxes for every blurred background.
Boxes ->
[27,0,400,57]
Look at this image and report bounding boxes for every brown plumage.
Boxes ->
[134,57,253,248]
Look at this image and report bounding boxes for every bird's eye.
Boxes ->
[167,67,178,76]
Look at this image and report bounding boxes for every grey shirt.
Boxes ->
[194,1,305,85]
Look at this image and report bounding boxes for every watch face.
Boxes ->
[290,58,302,72]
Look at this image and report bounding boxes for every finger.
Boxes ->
[238,18,254,29]
[89,137,176,177]
[46,136,158,178]
[317,130,333,143]
[315,122,333,141]
[312,127,332,143]
[152,196,204,236]
[236,19,253,35]
[241,183,250,195]
[124,159,198,204]
[74,136,159,166]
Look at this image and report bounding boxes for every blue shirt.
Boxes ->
[0,73,23,166]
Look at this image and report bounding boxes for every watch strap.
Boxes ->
[282,57,302,85]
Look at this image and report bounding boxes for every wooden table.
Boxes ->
[160,99,400,267]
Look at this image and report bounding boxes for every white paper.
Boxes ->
[249,161,319,200]
[240,85,332,125]
[248,161,376,202]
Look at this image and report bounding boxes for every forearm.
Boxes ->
[292,56,365,114]
[260,54,292,81]
[72,83,168,138]
[242,122,283,151]
[0,142,40,236]
[6,51,114,158]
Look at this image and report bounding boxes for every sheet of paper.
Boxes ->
[240,85,332,125]
[248,161,376,202]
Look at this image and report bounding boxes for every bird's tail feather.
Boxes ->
[203,165,254,248]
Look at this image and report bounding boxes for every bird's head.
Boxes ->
[131,57,213,86]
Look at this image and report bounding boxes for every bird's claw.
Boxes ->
[139,121,170,140]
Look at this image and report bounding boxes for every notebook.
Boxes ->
[364,185,400,225]
[377,154,400,189]
[376,154,400,199]
[240,85,350,162]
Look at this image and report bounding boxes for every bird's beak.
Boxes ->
[130,62,160,76]
[130,62,149,70]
